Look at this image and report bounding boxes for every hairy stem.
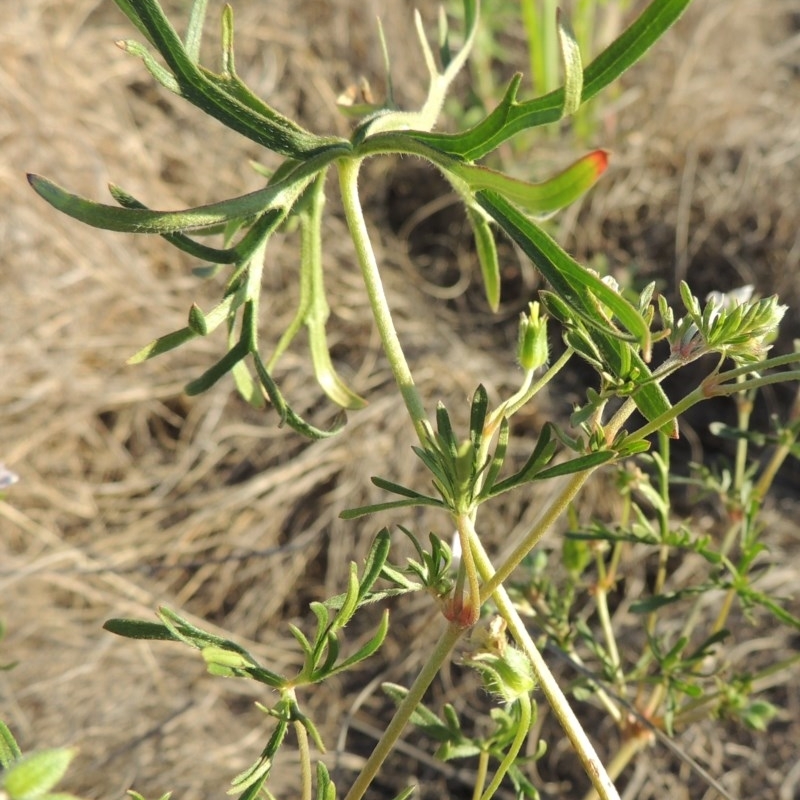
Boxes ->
[337,157,429,442]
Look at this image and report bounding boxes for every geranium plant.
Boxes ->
[27,1,800,798]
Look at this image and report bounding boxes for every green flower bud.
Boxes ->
[465,641,536,703]
[517,302,549,372]
[464,617,536,703]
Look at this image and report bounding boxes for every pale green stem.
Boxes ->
[337,157,429,443]
[753,439,795,505]
[294,718,312,800]
[487,346,575,432]
[733,380,753,493]
[480,393,640,601]
[480,468,591,601]
[519,0,544,96]
[752,383,799,503]
[560,646,623,724]
[479,694,532,800]
[456,512,483,625]
[593,554,621,681]
[342,622,465,800]
[470,535,621,800]
[581,735,649,800]
[646,432,671,638]
[473,750,490,800]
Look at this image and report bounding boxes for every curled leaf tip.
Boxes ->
[590,149,610,175]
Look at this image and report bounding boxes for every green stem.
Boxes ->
[337,157,429,443]
[479,694,532,800]
[294,718,312,800]
[593,553,621,681]
[732,381,753,494]
[342,622,465,800]
[455,512,483,625]
[752,383,799,503]
[469,535,621,800]
[629,362,800,444]
[646,433,671,637]
[489,346,574,428]
[473,750,490,800]
[480,468,591,601]
[481,391,640,602]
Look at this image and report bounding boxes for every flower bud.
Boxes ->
[517,302,549,372]
[465,619,536,702]
[466,644,536,703]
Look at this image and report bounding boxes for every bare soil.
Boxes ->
[1,1,798,799]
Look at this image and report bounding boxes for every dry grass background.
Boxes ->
[1,1,799,799]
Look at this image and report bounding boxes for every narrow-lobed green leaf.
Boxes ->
[231,359,267,409]
[534,449,616,480]
[103,618,178,641]
[371,476,438,502]
[468,384,489,451]
[184,0,209,63]
[335,565,361,628]
[288,623,313,657]
[157,607,251,653]
[476,190,649,348]
[28,173,302,235]
[482,416,509,492]
[557,10,582,117]
[315,631,341,678]
[408,0,693,159]
[117,38,181,93]
[112,0,346,158]
[0,721,22,768]
[109,183,241,263]
[301,172,367,409]
[359,529,392,601]
[454,151,608,216]
[127,326,198,364]
[112,0,158,45]
[466,206,501,310]
[2,749,77,799]
[326,610,390,676]
[184,340,249,395]
[486,424,557,497]
[230,732,281,793]
[316,762,337,800]
[339,495,445,520]
[308,333,368,409]
[435,403,459,460]
[252,351,347,439]
[630,587,704,613]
